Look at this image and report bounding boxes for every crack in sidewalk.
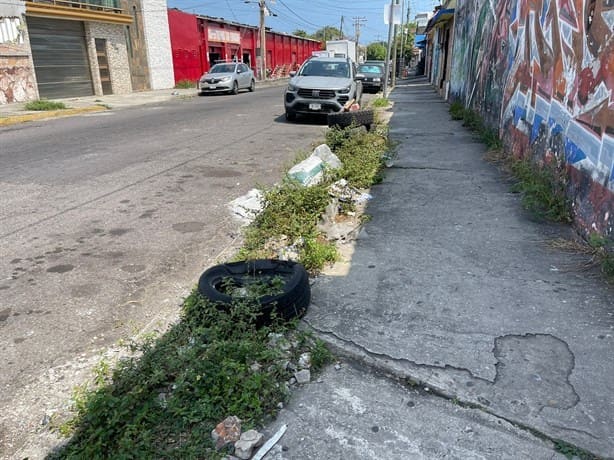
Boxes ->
[303,319,604,460]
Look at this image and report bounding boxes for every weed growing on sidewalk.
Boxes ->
[50,293,333,459]
[24,100,67,111]
[371,97,390,108]
[239,124,389,271]
[449,103,571,222]
[510,158,572,223]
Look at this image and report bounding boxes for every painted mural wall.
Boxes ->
[0,0,38,104]
[450,0,614,237]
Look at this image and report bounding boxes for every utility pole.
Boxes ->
[383,3,394,96]
[353,16,366,62]
[391,0,400,86]
[259,0,266,80]
[339,15,344,39]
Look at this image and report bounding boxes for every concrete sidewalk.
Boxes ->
[0,78,288,126]
[261,77,614,459]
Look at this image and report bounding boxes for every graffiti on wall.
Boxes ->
[0,15,37,104]
[451,0,614,235]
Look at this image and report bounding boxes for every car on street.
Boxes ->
[198,62,256,95]
[284,56,362,121]
[356,62,385,93]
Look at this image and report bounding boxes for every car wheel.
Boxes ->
[327,108,374,130]
[249,79,256,92]
[197,259,311,327]
[231,81,239,95]
[285,110,297,121]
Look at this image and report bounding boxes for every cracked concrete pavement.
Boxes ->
[263,77,614,459]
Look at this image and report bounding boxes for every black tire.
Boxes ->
[197,259,311,327]
[285,110,296,121]
[327,108,374,129]
[249,79,256,92]
[231,81,239,95]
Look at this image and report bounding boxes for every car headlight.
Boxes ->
[220,76,232,82]
[373,77,381,82]
[338,86,351,94]
[287,83,297,91]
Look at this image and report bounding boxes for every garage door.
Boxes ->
[28,17,94,99]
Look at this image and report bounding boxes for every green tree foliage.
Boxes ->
[366,42,387,60]
[292,29,309,38]
[312,26,343,42]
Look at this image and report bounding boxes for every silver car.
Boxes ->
[198,62,256,95]
[284,56,362,121]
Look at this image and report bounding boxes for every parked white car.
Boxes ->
[198,62,255,95]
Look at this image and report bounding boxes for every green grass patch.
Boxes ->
[371,97,390,108]
[510,158,572,223]
[174,79,196,89]
[50,293,333,459]
[449,102,571,222]
[449,101,464,120]
[588,233,614,281]
[24,100,67,111]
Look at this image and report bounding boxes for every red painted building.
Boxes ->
[168,9,322,82]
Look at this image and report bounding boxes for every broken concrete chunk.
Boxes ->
[228,189,264,223]
[298,352,311,369]
[234,430,265,459]
[294,369,311,384]
[211,415,242,450]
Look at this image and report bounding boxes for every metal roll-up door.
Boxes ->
[28,17,94,99]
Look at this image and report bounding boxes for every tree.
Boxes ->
[312,26,342,42]
[292,29,309,38]
[366,42,387,60]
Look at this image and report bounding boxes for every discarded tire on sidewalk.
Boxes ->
[327,108,374,131]
[197,259,311,327]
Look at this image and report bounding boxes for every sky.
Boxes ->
[165,0,440,45]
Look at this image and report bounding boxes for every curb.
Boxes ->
[0,105,108,127]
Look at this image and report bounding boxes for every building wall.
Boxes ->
[86,22,132,95]
[122,0,151,91]
[142,0,174,89]
[450,0,614,237]
[0,2,38,104]
[168,9,321,84]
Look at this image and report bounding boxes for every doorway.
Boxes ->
[95,38,112,95]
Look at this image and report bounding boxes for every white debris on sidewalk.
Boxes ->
[228,188,264,224]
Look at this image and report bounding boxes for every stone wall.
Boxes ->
[141,0,174,89]
[450,0,614,238]
[85,22,132,96]
[0,10,38,104]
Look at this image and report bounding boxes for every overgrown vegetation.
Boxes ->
[24,100,67,111]
[50,116,389,458]
[588,233,614,281]
[238,123,390,271]
[174,79,196,89]
[449,102,570,222]
[509,158,572,223]
[50,294,333,459]
[371,97,390,108]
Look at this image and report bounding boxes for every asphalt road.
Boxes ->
[0,86,333,457]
